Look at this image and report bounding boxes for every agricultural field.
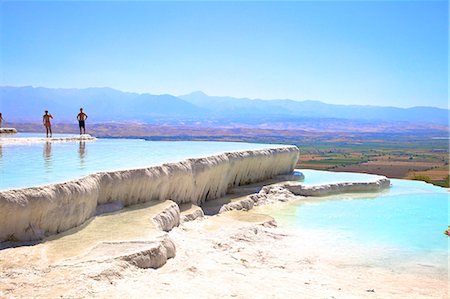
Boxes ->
[296,140,449,187]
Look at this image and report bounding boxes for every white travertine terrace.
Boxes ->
[180,205,204,223]
[0,146,299,241]
[0,128,17,134]
[217,175,391,213]
[0,134,96,144]
[71,234,176,269]
[152,201,181,232]
[285,177,391,196]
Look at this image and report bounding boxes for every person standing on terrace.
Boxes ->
[43,110,53,138]
[77,108,88,135]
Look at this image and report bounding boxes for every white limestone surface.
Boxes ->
[0,134,95,144]
[152,201,181,232]
[285,177,390,196]
[0,207,445,298]
[0,146,299,241]
[219,185,297,213]
[0,128,17,134]
[217,175,390,213]
[180,204,204,223]
[76,235,176,269]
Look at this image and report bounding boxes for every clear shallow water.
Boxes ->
[0,138,287,190]
[263,170,449,274]
[294,168,382,185]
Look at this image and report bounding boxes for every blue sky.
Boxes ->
[1,1,448,108]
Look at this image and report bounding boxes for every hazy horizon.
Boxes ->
[1,1,448,109]
[1,84,448,110]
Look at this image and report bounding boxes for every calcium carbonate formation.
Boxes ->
[285,178,391,196]
[0,146,299,241]
[0,128,17,134]
[0,134,96,144]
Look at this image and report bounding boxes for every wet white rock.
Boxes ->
[0,146,299,241]
[180,205,204,223]
[0,134,95,144]
[152,201,181,232]
[285,177,390,196]
[0,128,17,134]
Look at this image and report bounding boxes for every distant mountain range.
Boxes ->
[0,86,448,129]
[0,86,203,123]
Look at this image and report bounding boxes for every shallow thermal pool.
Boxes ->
[258,169,449,277]
[289,168,384,185]
[0,137,289,190]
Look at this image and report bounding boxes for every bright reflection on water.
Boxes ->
[296,169,383,185]
[0,139,287,190]
[259,170,449,277]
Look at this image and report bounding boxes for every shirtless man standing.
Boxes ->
[43,110,53,138]
[77,108,88,135]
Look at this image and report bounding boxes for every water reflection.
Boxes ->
[78,141,86,168]
[43,141,52,172]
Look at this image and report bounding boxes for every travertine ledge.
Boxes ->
[285,177,390,196]
[0,128,17,134]
[0,134,96,144]
[152,201,181,232]
[0,146,299,241]
[217,175,391,214]
[75,235,176,269]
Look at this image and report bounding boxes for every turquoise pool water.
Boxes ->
[0,138,287,190]
[264,170,449,275]
[293,168,382,185]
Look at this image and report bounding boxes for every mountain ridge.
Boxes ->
[0,86,448,126]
